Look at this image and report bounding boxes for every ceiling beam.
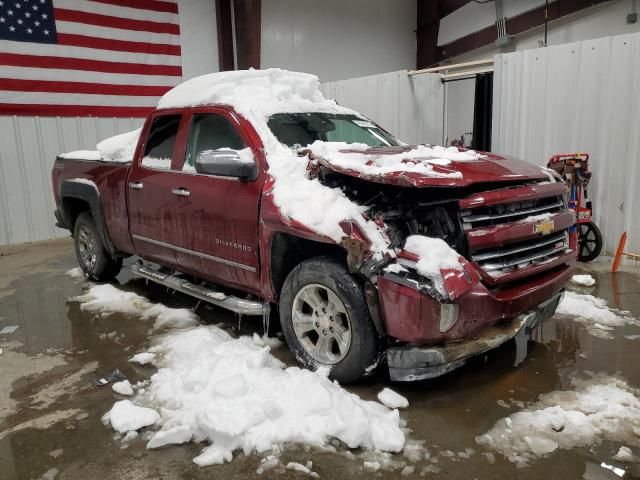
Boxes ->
[437,0,608,62]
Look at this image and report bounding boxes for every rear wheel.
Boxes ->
[578,222,603,262]
[74,212,122,281]
[279,256,380,383]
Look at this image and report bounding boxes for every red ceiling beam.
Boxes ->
[233,0,261,69]
[416,0,442,68]
[216,0,235,71]
[437,0,609,62]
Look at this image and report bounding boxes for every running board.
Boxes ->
[131,263,269,316]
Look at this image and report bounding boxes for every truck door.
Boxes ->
[127,112,186,268]
[171,109,264,294]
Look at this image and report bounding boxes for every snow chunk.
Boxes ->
[570,274,596,287]
[97,128,141,163]
[378,388,409,409]
[115,325,405,466]
[72,284,199,330]
[65,267,85,279]
[556,291,638,338]
[614,446,635,462]
[104,400,159,433]
[129,352,155,365]
[252,332,283,349]
[147,425,192,449]
[476,375,640,466]
[286,461,319,478]
[112,380,134,396]
[403,235,463,295]
[59,150,101,161]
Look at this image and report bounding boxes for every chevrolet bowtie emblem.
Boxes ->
[534,219,555,235]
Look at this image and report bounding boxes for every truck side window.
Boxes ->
[142,114,181,170]
[184,114,246,172]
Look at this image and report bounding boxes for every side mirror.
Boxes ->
[195,149,258,181]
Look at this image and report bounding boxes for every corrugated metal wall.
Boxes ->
[493,32,640,255]
[320,70,444,145]
[0,116,143,246]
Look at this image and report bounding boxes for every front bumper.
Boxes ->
[386,291,563,382]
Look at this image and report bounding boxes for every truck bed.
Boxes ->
[52,157,134,254]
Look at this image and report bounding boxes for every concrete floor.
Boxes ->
[1,238,640,480]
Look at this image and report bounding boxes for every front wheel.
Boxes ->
[578,221,603,262]
[74,212,122,281]
[279,256,381,384]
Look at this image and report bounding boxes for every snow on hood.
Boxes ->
[307,141,484,181]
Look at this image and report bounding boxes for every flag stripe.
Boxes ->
[57,33,181,56]
[3,40,182,66]
[90,0,179,14]
[0,103,153,117]
[53,0,178,24]
[2,65,180,86]
[54,8,180,35]
[0,52,181,76]
[0,78,173,96]
[0,91,159,106]
[56,20,179,45]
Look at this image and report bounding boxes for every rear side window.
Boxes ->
[142,114,181,170]
[184,114,246,171]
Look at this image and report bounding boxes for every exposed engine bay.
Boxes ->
[320,169,466,253]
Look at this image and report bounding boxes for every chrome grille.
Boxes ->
[471,231,568,277]
[461,195,565,229]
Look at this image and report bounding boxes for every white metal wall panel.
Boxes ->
[0,116,142,246]
[321,71,444,145]
[493,32,640,255]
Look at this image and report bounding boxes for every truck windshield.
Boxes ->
[267,113,400,149]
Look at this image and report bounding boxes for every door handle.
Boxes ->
[172,187,191,197]
[128,182,144,190]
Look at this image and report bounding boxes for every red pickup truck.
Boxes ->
[52,70,574,383]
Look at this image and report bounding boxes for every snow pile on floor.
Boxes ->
[556,291,638,338]
[307,141,482,179]
[403,236,463,295]
[570,274,596,287]
[71,284,199,330]
[476,374,640,466]
[377,388,409,409]
[104,325,405,466]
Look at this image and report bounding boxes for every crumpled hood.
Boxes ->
[309,145,549,188]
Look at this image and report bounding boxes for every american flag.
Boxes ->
[0,0,182,117]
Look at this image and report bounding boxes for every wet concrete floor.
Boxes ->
[1,238,640,479]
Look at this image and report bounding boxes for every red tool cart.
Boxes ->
[547,153,603,262]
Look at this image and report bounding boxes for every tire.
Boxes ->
[578,221,603,262]
[73,211,122,281]
[279,256,380,383]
